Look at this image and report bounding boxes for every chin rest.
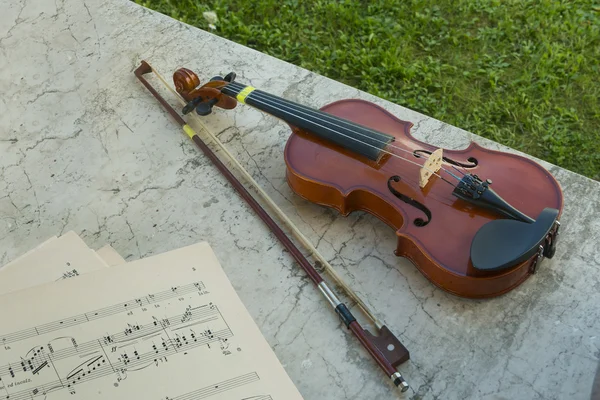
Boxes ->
[471,208,559,271]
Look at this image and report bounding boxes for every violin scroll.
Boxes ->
[173,68,237,115]
[173,68,200,95]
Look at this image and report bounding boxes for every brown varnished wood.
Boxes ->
[284,99,564,298]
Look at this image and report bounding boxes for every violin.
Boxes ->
[173,68,564,299]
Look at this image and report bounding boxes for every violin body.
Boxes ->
[284,99,563,298]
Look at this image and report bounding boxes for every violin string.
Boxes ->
[226,82,465,181]
[451,165,466,176]
[226,83,393,142]
[226,82,466,182]
[222,85,468,200]
[223,82,457,187]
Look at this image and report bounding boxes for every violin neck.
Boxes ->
[221,82,394,161]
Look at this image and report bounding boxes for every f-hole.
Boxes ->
[413,150,478,169]
[387,176,431,227]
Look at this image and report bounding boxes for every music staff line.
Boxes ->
[164,372,262,400]
[0,303,223,379]
[241,396,273,400]
[0,282,206,346]
[0,326,234,400]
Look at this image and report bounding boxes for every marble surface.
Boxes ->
[1,1,599,399]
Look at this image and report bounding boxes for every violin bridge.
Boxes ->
[419,148,443,188]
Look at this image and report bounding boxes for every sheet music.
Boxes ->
[95,245,126,267]
[0,242,304,400]
[0,232,108,294]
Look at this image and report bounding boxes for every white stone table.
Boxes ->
[1,1,599,399]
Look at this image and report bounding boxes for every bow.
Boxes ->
[134,60,411,391]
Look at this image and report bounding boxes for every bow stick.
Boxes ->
[134,60,410,392]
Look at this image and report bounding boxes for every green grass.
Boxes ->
[135,0,600,180]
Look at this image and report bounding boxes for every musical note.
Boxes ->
[61,270,79,280]
[180,306,192,323]
[0,283,205,346]
[0,305,233,399]
[123,324,142,336]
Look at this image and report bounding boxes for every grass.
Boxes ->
[135,0,600,180]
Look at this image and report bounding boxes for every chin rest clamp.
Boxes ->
[529,245,545,274]
[530,220,561,274]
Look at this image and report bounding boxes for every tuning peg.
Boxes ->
[182,97,204,115]
[224,72,236,82]
[195,98,219,116]
[210,73,236,82]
